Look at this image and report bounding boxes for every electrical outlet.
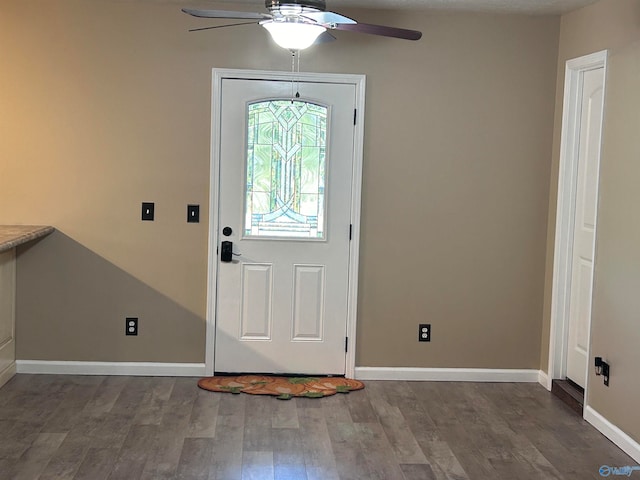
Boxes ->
[126,317,138,336]
[141,202,154,221]
[419,324,431,342]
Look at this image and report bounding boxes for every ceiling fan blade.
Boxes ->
[182,8,270,20]
[189,21,260,32]
[315,31,337,44]
[302,11,356,25]
[334,22,422,41]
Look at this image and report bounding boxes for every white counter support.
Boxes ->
[0,249,16,389]
[0,225,54,388]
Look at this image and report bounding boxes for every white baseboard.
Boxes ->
[15,360,206,377]
[584,406,640,464]
[354,367,542,383]
[538,370,551,390]
[0,362,16,389]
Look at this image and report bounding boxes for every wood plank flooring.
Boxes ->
[0,374,634,479]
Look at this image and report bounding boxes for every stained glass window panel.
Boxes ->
[245,100,327,238]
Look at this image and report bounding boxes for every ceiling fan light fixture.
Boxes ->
[262,20,326,50]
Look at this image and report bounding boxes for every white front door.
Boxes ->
[214,77,357,375]
[565,67,605,388]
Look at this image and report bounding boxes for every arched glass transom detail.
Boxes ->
[245,100,327,238]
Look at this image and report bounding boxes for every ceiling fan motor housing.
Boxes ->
[265,0,327,12]
[182,1,422,42]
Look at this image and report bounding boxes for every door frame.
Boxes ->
[547,50,607,402]
[205,68,366,377]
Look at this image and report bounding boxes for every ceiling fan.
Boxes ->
[182,0,422,50]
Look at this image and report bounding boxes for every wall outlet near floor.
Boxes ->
[419,324,431,342]
[126,317,138,336]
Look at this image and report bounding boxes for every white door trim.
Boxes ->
[547,50,607,395]
[205,68,366,378]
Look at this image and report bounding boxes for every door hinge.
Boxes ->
[349,224,353,240]
[353,109,357,125]
[345,337,349,353]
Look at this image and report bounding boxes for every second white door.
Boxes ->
[565,67,605,388]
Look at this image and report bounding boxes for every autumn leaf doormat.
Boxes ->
[198,375,365,400]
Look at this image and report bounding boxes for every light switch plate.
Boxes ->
[187,204,200,223]
[142,202,154,221]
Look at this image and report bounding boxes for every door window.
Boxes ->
[244,100,328,239]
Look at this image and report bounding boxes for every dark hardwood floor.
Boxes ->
[0,374,634,479]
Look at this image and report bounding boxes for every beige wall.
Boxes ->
[541,0,640,442]
[0,1,559,368]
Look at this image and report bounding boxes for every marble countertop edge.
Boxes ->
[0,225,55,253]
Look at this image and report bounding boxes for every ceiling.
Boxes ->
[213,0,598,15]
